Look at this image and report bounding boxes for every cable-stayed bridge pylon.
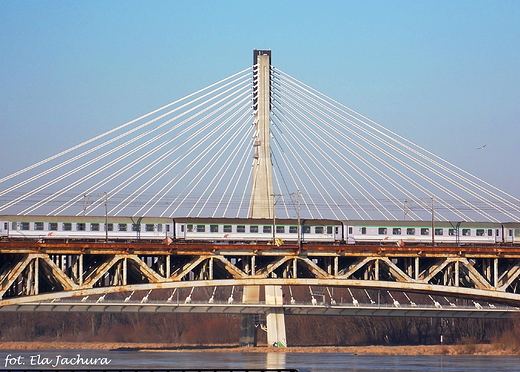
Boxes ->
[0,51,519,223]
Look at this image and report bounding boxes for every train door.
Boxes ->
[515,228,520,244]
[165,222,174,238]
[495,228,502,243]
[0,221,7,237]
[346,225,356,244]
[178,223,186,240]
[507,228,514,243]
[334,225,341,242]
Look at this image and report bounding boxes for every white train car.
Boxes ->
[0,215,173,242]
[172,218,342,244]
[502,222,520,244]
[1,214,517,246]
[343,220,503,245]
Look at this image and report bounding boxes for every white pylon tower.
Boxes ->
[249,50,274,218]
[240,50,286,348]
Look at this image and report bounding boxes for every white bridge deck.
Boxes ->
[1,300,516,319]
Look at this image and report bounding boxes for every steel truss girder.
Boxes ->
[3,250,520,306]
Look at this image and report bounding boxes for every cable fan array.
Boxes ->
[0,64,519,222]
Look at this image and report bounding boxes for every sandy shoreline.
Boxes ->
[0,342,517,355]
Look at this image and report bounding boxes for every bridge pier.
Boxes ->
[239,285,260,346]
[239,314,258,347]
[265,285,287,347]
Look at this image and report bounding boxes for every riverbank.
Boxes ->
[0,342,518,355]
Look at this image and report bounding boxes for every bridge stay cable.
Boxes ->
[271,83,400,220]
[272,68,520,220]
[0,68,253,199]
[0,67,253,187]
[273,70,473,221]
[0,58,518,221]
[51,78,254,216]
[107,85,253,216]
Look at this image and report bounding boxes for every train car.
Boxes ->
[502,222,520,244]
[1,214,516,246]
[172,217,342,244]
[343,220,503,245]
[0,215,173,242]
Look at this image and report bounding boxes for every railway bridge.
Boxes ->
[2,239,520,345]
[1,50,520,346]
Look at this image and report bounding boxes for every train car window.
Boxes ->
[392,228,401,235]
[463,229,471,236]
[35,222,44,231]
[314,226,323,234]
[348,227,353,234]
[435,228,443,236]
[187,224,193,232]
[250,225,259,233]
[91,223,100,231]
[180,225,185,233]
[289,226,297,234]
[487,229,493,236]
[63,223,72,231]
[77,223,86,231]
[210,225,219,233]
[145,224,154,232]
[378,227,387,235]
[12,222,17,230]
[166,224,170,232]
[407,228,415,235]
[361,227,366,234]
[196,225,205,232]
[157,224,162,232]
[448,229,456,236]
[3,222,7,230]
[496,229,500,237]
[327,226,333,234]
[118,223,127,232]
[131,224,140,232]
[106,223,113,231]
[237,225,246,233]
[302,226,310,234]
[421,228,429,235]
[263,226,272,233]
[277,226,285,234]
[21,222,30,230]
[476,229,485,236]
[49,222,58,231]
[223,225,232,233]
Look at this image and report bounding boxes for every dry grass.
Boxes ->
[0,342,518,355]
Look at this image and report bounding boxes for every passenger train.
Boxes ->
[1,215,519,245]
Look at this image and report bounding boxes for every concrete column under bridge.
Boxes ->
[240,50,287,347]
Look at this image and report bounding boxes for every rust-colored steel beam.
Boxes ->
[1,241,519,257]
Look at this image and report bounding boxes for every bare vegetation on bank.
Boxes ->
[1,311,520,354]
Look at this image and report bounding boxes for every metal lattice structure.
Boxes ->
[3,241,520,306]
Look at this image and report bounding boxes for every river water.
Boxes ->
[2,349,520,372]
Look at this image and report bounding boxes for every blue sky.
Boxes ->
[1,1,519,196]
